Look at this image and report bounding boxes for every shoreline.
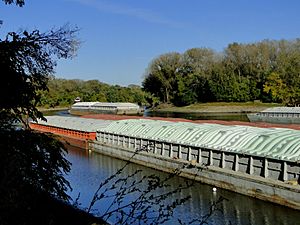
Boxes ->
[151,102,282,114]
[38,107,69,112]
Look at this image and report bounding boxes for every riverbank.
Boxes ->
[38,107,69,112]
[152,102,282,113]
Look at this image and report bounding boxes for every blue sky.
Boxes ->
[1,0,300,86]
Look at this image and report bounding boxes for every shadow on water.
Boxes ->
[144,110,250,122]
[65,146,300,225]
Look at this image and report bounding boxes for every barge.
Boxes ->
[247,107,300,124]
[29,116,111,148]
[30,116,300,210]
[69,102,142,116]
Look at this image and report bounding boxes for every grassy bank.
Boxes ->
[38,106,70,112]
[153,102,282,113]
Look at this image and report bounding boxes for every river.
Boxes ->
[44,109,250,121]
[144,111,250,122]
[65,145,300,225]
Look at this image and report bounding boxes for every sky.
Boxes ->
[1,0,300,86]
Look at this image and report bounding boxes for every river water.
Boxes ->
[65,145,300,225]
[144,111,250,122]
[44,109,250,122]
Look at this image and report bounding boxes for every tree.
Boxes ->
[2,0,24,6]
[0,2,80,223]
[263,72,288,103]
[143,52,181,103]
[0,26,79,126]
[177,48,216,104]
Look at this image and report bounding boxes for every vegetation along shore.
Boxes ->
[151,102,282,113]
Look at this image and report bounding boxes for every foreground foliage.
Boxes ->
[0,20,78,205]
[0,128,72,224]
[0,1,81,224]
[84,146,227,224]
[0,25,79,126]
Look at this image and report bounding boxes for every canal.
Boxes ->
[65,145,300,225]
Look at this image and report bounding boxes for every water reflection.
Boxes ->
[65,146,299,225]
[144,111,249,122]
[48,109,249,122]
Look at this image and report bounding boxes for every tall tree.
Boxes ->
[143,52,181,103]
[178,48,216,103]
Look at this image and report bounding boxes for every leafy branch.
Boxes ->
[85,143,227,224]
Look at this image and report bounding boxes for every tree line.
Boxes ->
[40,39,300,109]
[38,78,147,108]
[142,39,300,106]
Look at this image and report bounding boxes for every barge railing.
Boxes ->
[96,131,300,183]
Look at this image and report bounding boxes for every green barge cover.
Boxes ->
[99,119,300,162]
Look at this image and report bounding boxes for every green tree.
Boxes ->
[177,48,216,104]
[143,52,181,103]
[172,73,199,106]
